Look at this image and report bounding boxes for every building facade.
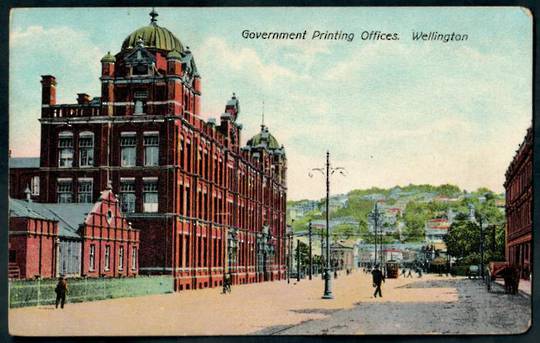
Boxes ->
[504,127,532,279]
[9,187,139,279]
[15,11,287,290]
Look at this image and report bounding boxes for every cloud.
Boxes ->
[197,37,300,86]
[10,25,106,156]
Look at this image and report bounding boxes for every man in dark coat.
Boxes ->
[55,276,68,309]
[371,265,385,298]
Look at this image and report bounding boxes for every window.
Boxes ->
[118,246,124,271]
[131,247,137,270]
[89,245,95,271]
[133,90,147,115]
[79,132,94,167]
[120,133,136,167]
[143,179,158,212]
[134,100,145,115]
[120,179,136,213]
[133,64,148,76]
[106,210,113,223]
[58,132,73,168]
[144,133,159,166]
[9,250,16,263]
[57,179,73,203]
[31,176,40,196]
[104,246,111,271]
[77,178,93,203]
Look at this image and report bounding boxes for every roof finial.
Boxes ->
[261,100,265,129]
[24,185,32,202]
[150,8,159,25]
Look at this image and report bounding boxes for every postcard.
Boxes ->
[7,6,532,336]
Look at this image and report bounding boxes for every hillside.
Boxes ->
[286,184,504,244]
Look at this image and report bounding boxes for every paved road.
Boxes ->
[262,277,531,335]
[10,272,530,336]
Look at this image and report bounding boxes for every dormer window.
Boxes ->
[133,64,148,76]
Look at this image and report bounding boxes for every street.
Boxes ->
[9,271,530,336]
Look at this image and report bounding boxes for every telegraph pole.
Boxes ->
[308,220,313,280]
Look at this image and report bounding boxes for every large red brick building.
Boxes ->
[10,10,287,290]
[504,127,532,279]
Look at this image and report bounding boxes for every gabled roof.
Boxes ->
[9,198,92,239]
[43,204,94,238]
[9,157,40,169]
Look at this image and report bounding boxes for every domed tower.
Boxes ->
[246,124,287,186]
[100,9,201,117]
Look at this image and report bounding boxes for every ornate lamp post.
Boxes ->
[368,203,383,267]
[286,223,293,284]
[309,151,346,299]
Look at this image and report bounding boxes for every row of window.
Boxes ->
[56,178,158,213]
[57,178,93,203]
[88,244,137,272]
[57,131,159,168]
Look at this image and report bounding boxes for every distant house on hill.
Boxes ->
[287,200,319,220]
[424,218,450,245]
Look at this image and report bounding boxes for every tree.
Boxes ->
[444,215,480,262]
[444,201,506,265]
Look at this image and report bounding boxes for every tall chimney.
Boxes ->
[41,75,57,105]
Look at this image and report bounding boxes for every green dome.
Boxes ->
[121,23,183,52]
[246,126,281,150]
[100,51,116,63]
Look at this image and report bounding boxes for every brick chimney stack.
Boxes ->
[41,75,57,105]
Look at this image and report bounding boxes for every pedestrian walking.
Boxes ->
[401,268,406,277]
[222,273,232,294]
[371,265,385,298]
[55,276,68,309]
[407,269,413,278]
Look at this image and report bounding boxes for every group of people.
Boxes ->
[400,267,423,278]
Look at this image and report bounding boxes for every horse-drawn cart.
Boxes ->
[486,262,520,294]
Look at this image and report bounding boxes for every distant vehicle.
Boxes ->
[386,260,399,278]
[468,265,480,279]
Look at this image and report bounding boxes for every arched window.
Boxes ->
[58,131,74,168]
[79,131,94,167]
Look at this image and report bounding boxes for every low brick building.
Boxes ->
[9,187,140,279]
[504,127,532,279]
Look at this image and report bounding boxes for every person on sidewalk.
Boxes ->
[371,265,385,298]
[222,273,232,294]
[55,276,68,309]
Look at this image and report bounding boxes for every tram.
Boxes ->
[385,260,400,278]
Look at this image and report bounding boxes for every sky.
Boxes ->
[9,7,532,200]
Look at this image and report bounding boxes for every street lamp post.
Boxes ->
[368,203,382,267]
[308,220,313,280]
[286,223,293,284]
[309,151,346,299]
[296,239,301,282]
